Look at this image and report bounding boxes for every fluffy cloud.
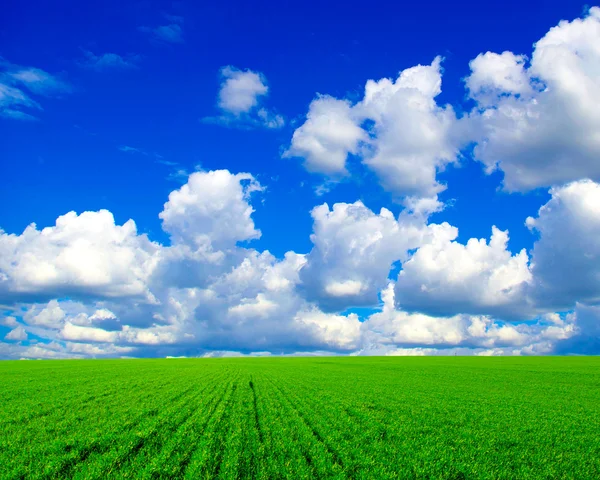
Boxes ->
[527,180,600,310]
[0,316,18,327]
[4,326,27,341]
[159,169,263,251]
[0,58,70,120]
[553,304,600,354]
[218,67,268,114]
[357,57,460,201]
[466,51,532,104]
[205,67,284,129]
[360,283,572,354]
[284,96,365,176]
[287,58,461,204]
[395,226,532,318]
[0,210,160,302]
[24,300,66,328]
[466,8,600,191]
[1,162,597,358]
[299,201,442,311]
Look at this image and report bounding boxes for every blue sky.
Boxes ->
[1,0,600,358]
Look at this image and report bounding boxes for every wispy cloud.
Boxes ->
[79,50,140,71]
[139,15,184,44]
[117,145,186,179]
[0,58,70,121]
[202,66,285,130]
[119,145,146,154]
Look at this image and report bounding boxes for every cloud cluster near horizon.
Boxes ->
[2,8,600,358]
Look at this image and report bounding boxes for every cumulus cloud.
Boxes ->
[360,283,572,354]
[24,300,66,328]
[204,66,284,129]
[466,7,600,191]
[299,201,442,311]
[218,67,268,114]
[286,58,461,204]
[3,120,600,361]
[0,58,70,120]
[395,226,532,318]
[0,316,18,327]
[0,210,160,302]
[527,180,600,310]
[284,96,365,176]
[466,51,532,104]
[159,170,263,251]
[553,304,600,354]
[4,326,27,341]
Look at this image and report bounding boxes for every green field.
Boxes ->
[1,357,599,479]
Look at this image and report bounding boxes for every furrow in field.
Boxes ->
[2,377,197,480]
[242,372,314,479]
[262,372,344,479]
[41,381,205,480]
[182,373,241,479]
[213,376,249,479]
[34,368,222,480]
[136,370,236,478]
[282,372,397,478]
[89,371,226,479]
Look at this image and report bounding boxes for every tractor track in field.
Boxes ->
[249,377,264,444]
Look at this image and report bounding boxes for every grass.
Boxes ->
[0,357,599,479]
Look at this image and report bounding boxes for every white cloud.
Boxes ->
[61,322,118,343]
[0,58,70,120]
[284,96,365,176]
[553,304,600,354]
[361,283,571,353]
[79,51,139,71]
[6,67,70,95]
[286,58,461,203]
[466,8,600,191]
[0,83,40,119]
[218,66,268,114]
[395,226,532,318]
[1,316,18,327]
[527,179,600,310]
[294,309,361,350]
[205,66,284,129]
[0,165,597,358]
[357,57,460,200]
[159,170,263,251]
[4,326,27,341]
[0,210,160,301]
[24,299,66,328]
[299,201,441,311]
[466,51,532,104]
